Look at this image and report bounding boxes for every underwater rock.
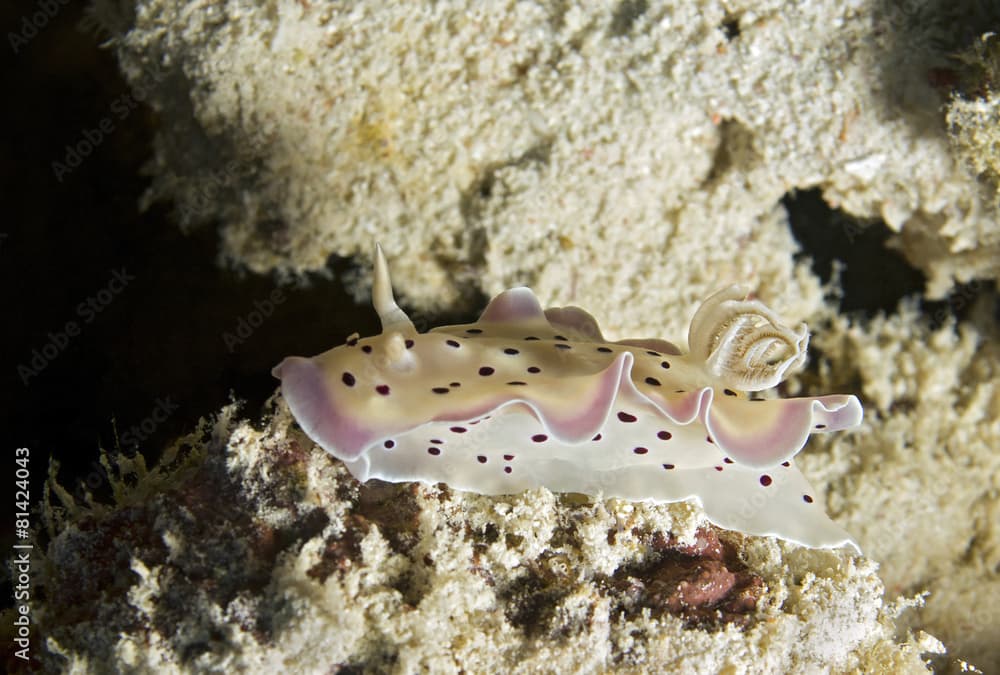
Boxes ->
[35,404,942,672]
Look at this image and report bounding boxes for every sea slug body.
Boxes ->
[274,245,863,551]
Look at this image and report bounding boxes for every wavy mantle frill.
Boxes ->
[273,246,864,550]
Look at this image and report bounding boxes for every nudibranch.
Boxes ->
[273,245,863,551]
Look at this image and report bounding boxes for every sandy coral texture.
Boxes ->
[97,0,999,317]
[38,405,942,673]
[948,31,1000,202]
[43,0,1000,671]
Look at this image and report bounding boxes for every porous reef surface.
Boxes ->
[44,0,1000,671]
[92,0,1000,317]
[38,403,940,673]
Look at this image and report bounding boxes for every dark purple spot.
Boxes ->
[644,376,661,386]
[504,466,512,474]
[554,343,571,350]
[723,388,737,396]
[362,345,373,354]
[450,382,461,387]
[383,440,395,449]
[532,434,548,442]
[815,423,827,429]
[432,387,450,394]
[504,347,520,355]
[376,384,390,396]
[479,366,495,376]
[446,339,461,348]
[803,494,814,503]
[646,350,660,356]
[597,346,613,353]
[633,447,648,455]
[592,433,602,441]
[781,461,791,467]
[527,366,541,373]
[663,463,675,470]
[706,436,714,444]
[660,361,671,369]
[466,328,483,334]
[450,426,467,433]
[759,475,772,487]
[477,455,487,463]
[430,439,443,444]
[524,336,540,341]
[342,372,356,387]
[346,336,358,346]
[554,335,568,341]
[618,411,637,423]
[657,430,672,441]
[503,454,515,461]
[427,447,441,456]
[724,457,734,464]
[715,466,724,472]
[507,381,527,386]
[405,339,415,349]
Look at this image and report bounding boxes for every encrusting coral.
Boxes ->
[92,0,1000,312]
[948,32,1000,200]
[797,293,1000,672]
[35,401,942,673]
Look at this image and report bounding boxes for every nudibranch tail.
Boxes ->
[703,392,863,468]
[372,242,416,335]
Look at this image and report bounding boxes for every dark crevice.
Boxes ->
[703,118,757,186]
[783,189,926,313]
[785,189,997,327]
[720,14,741,41]
[498,566,573,639]
[608,0,648,37]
